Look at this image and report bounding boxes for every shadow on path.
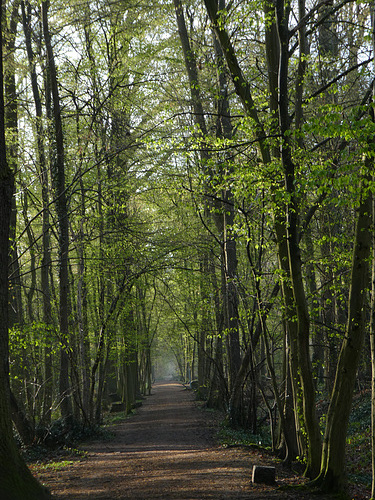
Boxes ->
[40,382,328,499]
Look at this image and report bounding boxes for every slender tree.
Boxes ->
[42,0,72,421]
[174,0,241,403]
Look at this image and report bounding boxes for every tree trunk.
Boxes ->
[371,10,375,478]
[276,0,322,477]
[203,0,322,475]
[89,280,126,421]
[315,171,372,493]
[6,2,22,328]
[371,185,375,499]
[206,254,227,409]
[197,254,209,398]
[21,0,54,426]
[0,2,50,496]
[228,282,279,426]
[8,195,23,327]
[213,18,241,394]
[9,390,34,447]
[42,0,72,421]
[174,0,241,402]
[5,0,39,447]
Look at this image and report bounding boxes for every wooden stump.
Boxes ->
[252,465,276,485]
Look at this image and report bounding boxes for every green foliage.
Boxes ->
[218,423,272,449]
[346,392,372,488]
[35,461,74,472]
[26,444,88,477]
[348,393,371,436]
[35,419,106,448]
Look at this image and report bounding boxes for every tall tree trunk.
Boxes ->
[42,0,72,421]
[0,1,50,496]
[316,7,374,491]
[276,0,322,478]
[371,181,375,500]
[314,170,372,493]
[203,0,322,475]
[371,9,375,481]
[174,0,241,400]
[5,0,37,447]
[213,16,241,396]
[264,0,305,465]
[72,92,91,423]
[308,3,374,490]
[21,0,54,426]
[6,1,22,328]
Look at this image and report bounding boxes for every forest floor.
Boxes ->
[31,381,370,499]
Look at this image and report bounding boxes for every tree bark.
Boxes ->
[212,15,241,395]
[203,0,322,473]
[6,1,22,328]
[5,0,36,441]
[371,180,375,500]
[21,0,54,424]
[275,0,322,476]
[314,170,372,493]
[313,4,374,491]
[42,0,72,421]
[174,0,241,399]
[371,6,375,482]
[0,1,50,496]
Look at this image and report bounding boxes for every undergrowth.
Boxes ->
[24,443,89,477]
[24,404,142,468]
[103,408,137,426]
[23,419,110,469]
[34,418,107,448]
[347,391,372,491]
[217,423,272,450]
[215,393,372,498]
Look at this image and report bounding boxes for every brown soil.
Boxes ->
[34,382,359,499]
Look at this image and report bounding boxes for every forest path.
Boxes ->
[39,382,327,499]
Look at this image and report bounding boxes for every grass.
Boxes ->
[31,460,75,472]
[27,445,88,476]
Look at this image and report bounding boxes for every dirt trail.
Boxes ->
[38,382,329,499]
